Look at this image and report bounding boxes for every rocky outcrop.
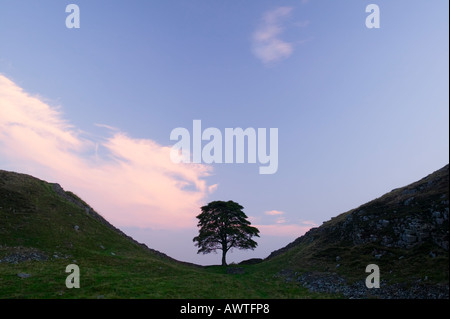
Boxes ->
[329,166,449,251]
[268,165,449,259]
[266,165,449,298]
[0,247,48,264]
[276,270,449,299]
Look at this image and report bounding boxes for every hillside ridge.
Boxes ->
[0,169,198,267]
[262,164,449,298]
[267,164,449,260]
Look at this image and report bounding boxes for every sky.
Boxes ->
[0,0,448,265]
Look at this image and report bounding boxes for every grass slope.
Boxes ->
[1,165,448,299]
[0,170,325,299]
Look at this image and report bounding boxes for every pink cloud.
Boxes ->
[255,219,318,237]
[0,74,213,229]
[252,7,294,64]
[208,183,218,193]
[265,209,284,215]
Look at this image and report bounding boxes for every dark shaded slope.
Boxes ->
[265,165,449,298]
[0,170,162,261]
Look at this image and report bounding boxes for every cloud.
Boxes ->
[297,220,317,227]
[0,74,214,229]
[265,210,284,216]
[255,219,317,237]
[208,183,218,193]
[265,210,286,224]
[260,209,317,237]
[252,7,294,64]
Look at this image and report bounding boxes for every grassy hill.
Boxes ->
[0,165,448,299]
[263,165,449,298]
[0,169,321,298]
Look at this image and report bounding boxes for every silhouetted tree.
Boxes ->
[193,200,260,266]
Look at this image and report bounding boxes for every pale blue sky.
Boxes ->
[1,1,448,264]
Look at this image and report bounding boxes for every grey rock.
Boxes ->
[405,234,417,243]
[432,211,441,218]
[1,250,48,264]
[402,189,417,195]
[294,271,449,299]
[380,219,390,227]
[406,228,415,235]
[17,273,31,279]
[381,235,393,246]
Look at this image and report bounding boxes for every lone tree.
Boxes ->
[193,200,260,266]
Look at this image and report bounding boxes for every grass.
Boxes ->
[1,166,448,299]
[0,169,331,299]
[0,254,331,299]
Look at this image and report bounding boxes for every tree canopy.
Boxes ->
[193,200,260,266]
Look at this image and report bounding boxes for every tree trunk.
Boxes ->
[221,249,227,266]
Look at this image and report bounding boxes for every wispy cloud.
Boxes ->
[265,209,284,216]
[0,74,214,229]
[260,209,318,237]
[255,219,317,237]
[252,7,294,65]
